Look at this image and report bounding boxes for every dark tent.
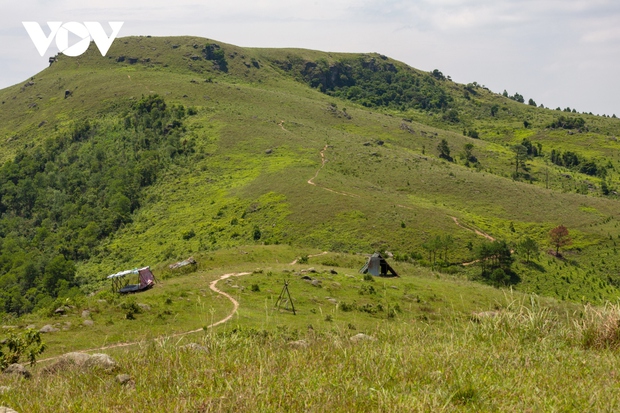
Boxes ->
[359,253,399,277]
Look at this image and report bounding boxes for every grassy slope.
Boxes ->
[2,36,620,304]
[2,36,620,410]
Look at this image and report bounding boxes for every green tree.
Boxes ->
[512,144,529,178]
[437,139,452,161]
[490,104,499,117]
[42,255,76,296]
[528,98,537,106]
[517,237,539,262]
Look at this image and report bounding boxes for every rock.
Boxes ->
[307,267,317,273]
[81,310,91,318]
[330,269,338,274]
[327,298,338,304]
[39,324,59,333]
[47,352,116,372]
[376,140,384,146]
[179,343,209,353]
[0,386,10,394]
[350,333,376,343]
[83,320,94,327]
[137,303,151,311]
[288,339,309,348]
[0,406,18,413]
[116,374,132,385]
[3,364,30,379]
[62,322,71,331]
[54,306,67,314]
[265,148,273,154]
[301,275,312,280]
[310,279,322,287]
[390,285,398,290]
[25,325,36,330]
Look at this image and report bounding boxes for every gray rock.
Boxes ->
[3,363,30,379]
[327,298,338,304]
[88,354,116,370]
[265,148,273,154]
[310,279,322,287]
[307,267,317,273]
[39,324,59,333]
[137,303,151,311]
[350,333,376,343]
[0,406,18,413]
[25,325,36,330]
[49,352,116,372]
[81,310,91,318]
[83,320,94,327]
[116,374,132,385]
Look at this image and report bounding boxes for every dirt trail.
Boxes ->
[277,120,288,131]
[451,216,495,241]
[307,145,360,198]
[37,272,251,364]
[289,251,329,265]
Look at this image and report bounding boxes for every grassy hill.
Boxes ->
[1,36,620,307]
[1,35,620,410]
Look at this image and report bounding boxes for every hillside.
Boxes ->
[0,35,620,313]
[2,35,620,411]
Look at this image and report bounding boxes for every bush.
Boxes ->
[0,330,45,370]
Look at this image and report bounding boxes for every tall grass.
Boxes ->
[3,297,620,411]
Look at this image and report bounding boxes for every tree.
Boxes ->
[512,144,529,178]
[549,225,571,256]
[462,143,477,163]
[477,240,514,285]
[437,139,452,161]
[517,237,539,263]
[490,104,499,117]
[528,98,537,106]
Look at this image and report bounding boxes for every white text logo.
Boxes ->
[22,22,124,57]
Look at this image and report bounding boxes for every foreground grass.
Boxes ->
[2,296,620,411]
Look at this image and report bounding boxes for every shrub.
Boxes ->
[250,284,260,292]
[0,330,46,369]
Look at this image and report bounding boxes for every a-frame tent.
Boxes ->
[359,253,399,277]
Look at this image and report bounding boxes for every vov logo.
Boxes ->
[22,22,124,57]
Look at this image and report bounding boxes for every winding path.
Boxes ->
[37,272,251,363]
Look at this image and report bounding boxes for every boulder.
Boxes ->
[310,279,322,287]
[265,148,273,154]
[83,320,94,327]
[3,364,30,379]
[0,407,18,413]
[116,374,132,385]
[46,352,116,373]
[39,324,59,333]
[81,310,91,318]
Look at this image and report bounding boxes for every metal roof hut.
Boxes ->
[108,267,157,294]
[359,253,399,277]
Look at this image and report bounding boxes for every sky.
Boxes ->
[1,0,619,116]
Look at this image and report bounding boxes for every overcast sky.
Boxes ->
[1,0,619,116]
